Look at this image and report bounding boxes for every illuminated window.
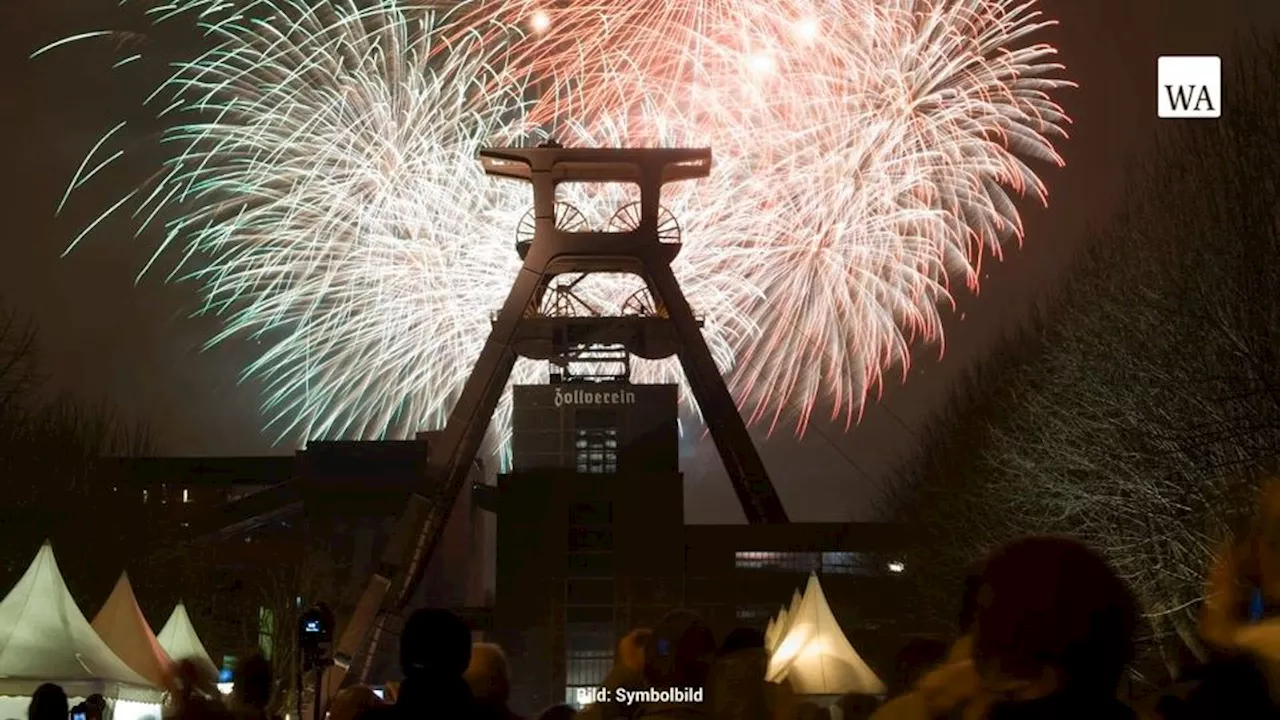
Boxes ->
[182,488,191,503]
[257,607,274,660]
[733,551,876,575]
[575,410,618,474]
[565,621,613,708]
[142,489,148,503]
[574,430,617,473]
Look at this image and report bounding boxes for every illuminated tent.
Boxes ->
[765,573,885,696]
[765,588,804,658]
[92,573,174,687]
[0,542,163,720]
[156,602,218,679]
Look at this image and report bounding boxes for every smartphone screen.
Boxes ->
[73,713,86,720]
[1249,586,1266,622]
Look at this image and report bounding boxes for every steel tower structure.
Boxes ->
[262,145,790,687]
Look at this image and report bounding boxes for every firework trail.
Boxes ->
[46,0,1071,455]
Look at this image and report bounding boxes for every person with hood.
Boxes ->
[965,536,1139,720]
[356,608,476,720]
[634,610,717,720]
[577,629,651,720]
[465,642,524,720]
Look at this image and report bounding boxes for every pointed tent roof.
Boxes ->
[766,589,804,655]
[765,573,886,696]
[156,602,217,677]
[91,572,174,686]
[0,542,159,699]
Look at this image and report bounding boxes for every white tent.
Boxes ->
[764,588,804,658]
[156,603,217,679]
[0,542,163,720]
[92,573,174,687]
[765,573,885,696]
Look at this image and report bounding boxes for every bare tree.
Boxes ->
[0,300,153,591]
[892,35,1280,677]
[0,303,38,415]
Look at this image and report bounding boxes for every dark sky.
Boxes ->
[3,0,1278,523]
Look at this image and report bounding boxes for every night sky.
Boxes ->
[3,0,1278,523]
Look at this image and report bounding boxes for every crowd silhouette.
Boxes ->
[28,482,1280,720]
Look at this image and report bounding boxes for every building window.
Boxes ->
[257,606,274,660]
[820,551,877,575]
[733,551,877,575]
[574,410,618,474]
[182,488,191,503]
[575,430,618,473]
[736,605,774,622]
[565,621,614,708]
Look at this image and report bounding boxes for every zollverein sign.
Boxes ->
[553,387,638,408]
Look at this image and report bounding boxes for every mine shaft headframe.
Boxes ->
[475,142,788,528]
[336,141,785,694]
[481,145,710,255]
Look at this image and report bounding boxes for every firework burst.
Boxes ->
[47,0,1072,456]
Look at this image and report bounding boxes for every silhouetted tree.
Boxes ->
[0,299,151,592]
[892,35,1280,679]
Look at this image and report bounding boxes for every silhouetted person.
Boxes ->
[833,693,880,720]
[578,629,651,720]
[967,536,1138,719]
[358,608,475,720]
[710,627,770,720]
[636,610,716,719]
[230,653,273,720]
[465,643,523,720]
[28,684,67,720]
[83,695,107,720]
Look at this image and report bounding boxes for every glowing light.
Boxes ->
[747,52,776,74]
[887,561,905,574]
[54,0,1073,456]
[793,17,820,42]
[530,9,551,33]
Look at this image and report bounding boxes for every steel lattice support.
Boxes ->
[333,145,789,687]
